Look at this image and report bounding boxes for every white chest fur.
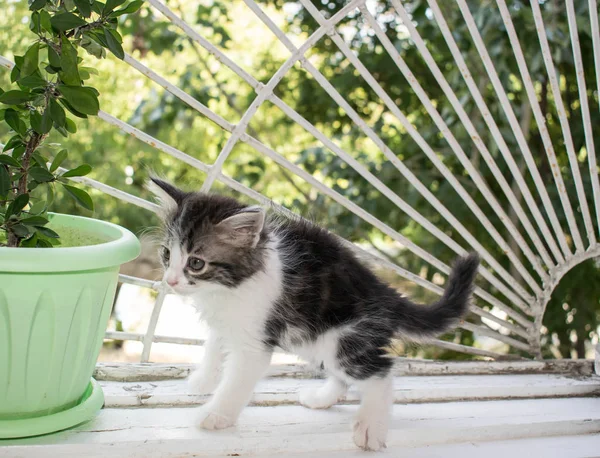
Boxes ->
[190,240,283,351]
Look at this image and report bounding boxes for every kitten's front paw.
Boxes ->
[194,405,235,430]
[352,417,388,451]
[299,386,337,410]
[188,368,219,395]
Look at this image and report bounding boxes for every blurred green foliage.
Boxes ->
[1,0,598,358]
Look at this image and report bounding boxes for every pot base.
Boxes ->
[0,378,104,439]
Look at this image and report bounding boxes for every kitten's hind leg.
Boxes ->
[299,376,347,410]
[352,374,392,451]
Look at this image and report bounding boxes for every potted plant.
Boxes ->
[0,0,142,438]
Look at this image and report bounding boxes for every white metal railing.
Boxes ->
[1,0,599,363]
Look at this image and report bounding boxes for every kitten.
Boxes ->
[149,178,479,451]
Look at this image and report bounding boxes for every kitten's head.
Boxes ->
[148,178,267,295]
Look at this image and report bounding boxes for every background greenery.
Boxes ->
[1,0,598,359]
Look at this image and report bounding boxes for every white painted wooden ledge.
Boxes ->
[1,360,599,457]
[97,374,600,407]
[93,358,597,381]
[2,398,599,457]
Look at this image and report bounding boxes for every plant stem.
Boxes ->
[66,20,106,38]
[18,132,43,196]
[6,230,19,247]
[6,131,44,248]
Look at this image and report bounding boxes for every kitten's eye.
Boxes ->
[187,257,205,271]
[162,247,170,264]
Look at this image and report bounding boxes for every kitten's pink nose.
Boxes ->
[167,278,179,287]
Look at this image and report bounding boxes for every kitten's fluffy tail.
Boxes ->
[395,253,479,339]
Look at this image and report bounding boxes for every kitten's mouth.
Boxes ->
[165,283,196,295]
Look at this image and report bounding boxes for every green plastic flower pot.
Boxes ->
[0,213,140,439]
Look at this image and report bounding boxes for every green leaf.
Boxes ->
[4,109,27,136]
[6,193,30,218]
[0,166,9,198]
[21,43,40,77]
[59,35,80,86]
[18,74,47,89]
[11,171,24,182]
[10,65,20,84]
[74,0,92,18]
[10,145,25,160]
[79,66,99,76]
[37,238,56,247]
[28,166,54,183]
[46,182,55,206]
[30,107,52,134]
[110,0,143,17]
[30,12,41,34]
[49,98,66,128]
[55,126,68,137]
[40,9,52,33]
[36,226,60,238]
[104,27,124,59]
[103,0,126,14]
[62,184,93,210]
[107,27,123,43]
[65,117,77,133]
[50,149,68,172]
[88,29,108,47]
[0,154,21,167]
[12,224,32,237]
[41,106,52,134]
[47,46,61,68]
[62,164,91,177]
[29,0,47,11]
[4,109,19,131]
[0,90,36,105]
[3,136,22,153]
[20,232,38,247]
[21,215,49,226]
[80,35,105,58]
[28,200,46,215]
[50,12,87,32]
[59,98,88,119]
[32,152,49,169]
[91,1,104,14]
[30,111,42,133]
[58,85,99,115]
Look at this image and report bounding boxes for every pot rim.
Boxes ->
[0,213,140,273]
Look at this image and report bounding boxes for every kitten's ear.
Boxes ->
[147,177,185,218]
[216,206,265,248]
